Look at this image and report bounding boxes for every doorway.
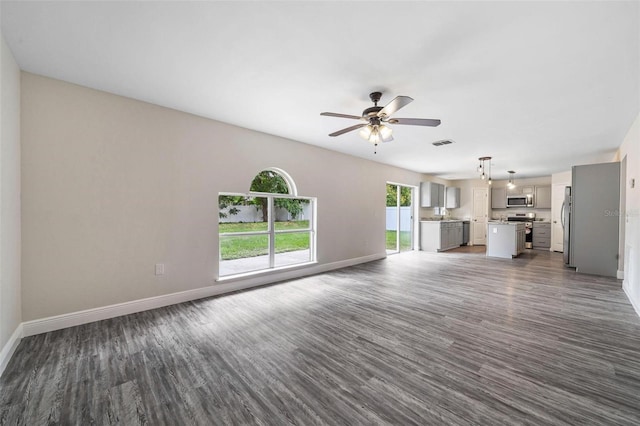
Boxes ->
[472,187,488,245]
[552,183,567,252]
[386,183,415,254]
[619,155,626,278]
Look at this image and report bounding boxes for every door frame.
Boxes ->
[472,187,489,246]
[552,182,568,252]
[386,182,419,253]
[619,155,626,279]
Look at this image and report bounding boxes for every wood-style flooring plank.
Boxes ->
[2,249,640,425]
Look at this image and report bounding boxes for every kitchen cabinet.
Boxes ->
[440,226,449,248]
[532,222,551,249]
[445,187,460,209]
[451,222,463,247]
[420,182,444,208]
[535,185,551,209]
[491,187,507,209]
[507,185,534,196]
[420,221,463,252]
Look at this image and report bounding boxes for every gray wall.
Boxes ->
[15,73,640,326]
[617,113,640,312]
[20,73,427,321]
[0,37,22,362]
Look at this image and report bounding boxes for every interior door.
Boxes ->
[472,187,488,245]
[551,183,566,252]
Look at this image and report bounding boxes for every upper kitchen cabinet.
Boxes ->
[491,187,507,209]
[445,187,460,209]
[420,182,445,208]
[507,185,535,196]
[535,185,551,209]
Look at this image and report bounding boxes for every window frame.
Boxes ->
[218,190,317,280]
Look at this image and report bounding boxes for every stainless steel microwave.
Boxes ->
[506,194,534,208]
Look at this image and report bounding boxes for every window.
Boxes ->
[218,169,316,278]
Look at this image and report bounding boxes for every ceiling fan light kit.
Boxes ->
[321,92,441,153]
[359,123,393,145]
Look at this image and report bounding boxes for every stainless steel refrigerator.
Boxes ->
[562,186,571,265]
[564,162,620,277]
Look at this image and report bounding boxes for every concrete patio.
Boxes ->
[219,249,311,276]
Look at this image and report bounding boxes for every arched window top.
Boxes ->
[249,167,298,196]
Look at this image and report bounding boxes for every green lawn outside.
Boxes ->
[221,222,411,259]
[219,220,309,233]
[386,230,412,251]
[220,221,310,260]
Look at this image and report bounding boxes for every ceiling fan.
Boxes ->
[320,92,441,152]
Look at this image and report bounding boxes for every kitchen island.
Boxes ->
[486,222,526,259]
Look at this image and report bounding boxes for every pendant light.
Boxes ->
[478,157,492,184]
[507,170,516,189]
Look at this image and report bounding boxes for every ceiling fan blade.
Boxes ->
[328,123,367,137]
[388,118,441,127]
[378,96,413,118]
[320,112,364,120]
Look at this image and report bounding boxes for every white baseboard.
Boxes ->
[623,283,640,319]
[0,324,23,377]
[617,270,625,280]
[22,253,386,337]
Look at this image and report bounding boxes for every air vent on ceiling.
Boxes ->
[432,139,454,146]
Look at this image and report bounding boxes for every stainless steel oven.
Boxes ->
[506,194,534,208]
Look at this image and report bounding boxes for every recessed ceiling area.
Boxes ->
[1,1,638,180]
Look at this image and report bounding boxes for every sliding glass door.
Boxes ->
[386,183,414,254]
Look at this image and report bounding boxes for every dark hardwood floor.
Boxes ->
[2,249,640,425]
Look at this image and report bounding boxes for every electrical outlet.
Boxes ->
[155,263,165,275]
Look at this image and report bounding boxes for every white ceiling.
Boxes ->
[2,1,638,180]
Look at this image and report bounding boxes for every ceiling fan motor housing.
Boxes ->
[363,91,384,117]
[362,106,383,118]
[368,116,382,126]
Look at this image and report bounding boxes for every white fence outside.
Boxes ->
[386,207,412,231]
[219,204,312,223]
[222,205,406,228]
